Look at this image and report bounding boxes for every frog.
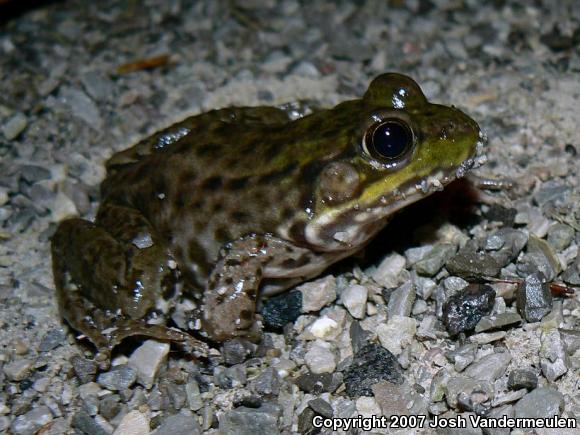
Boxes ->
[51,73,485,366]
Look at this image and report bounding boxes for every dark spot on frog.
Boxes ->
[281,207,294,221]
[224,277,233,285]
[187,239,211,277]
[280,255,309,269]
[195,142,221,158]
[231,211,250,224]
[239,309,253,321]
[287,221,307,246]
[201,176,223,191]
[226,176,251,190]
[177,170,197,187]
[214,227,230,243]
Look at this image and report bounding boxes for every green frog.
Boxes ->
[51,73,484,365]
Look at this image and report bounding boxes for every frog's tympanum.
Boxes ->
[52,73,484,364]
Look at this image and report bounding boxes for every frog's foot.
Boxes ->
[51,213,206,369]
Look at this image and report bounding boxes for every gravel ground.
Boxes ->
[0,0,578,434]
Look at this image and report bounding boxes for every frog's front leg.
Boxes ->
[199,234,318,342]
[51,204,207,368]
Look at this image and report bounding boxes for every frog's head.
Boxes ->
[303,73,485,251]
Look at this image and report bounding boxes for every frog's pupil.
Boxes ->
[371,121,411,159]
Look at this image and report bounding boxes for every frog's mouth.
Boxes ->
[305,130,487,252]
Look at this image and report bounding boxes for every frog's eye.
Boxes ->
[363,119,414,163]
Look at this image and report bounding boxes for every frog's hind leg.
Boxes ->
[51,214,207,368]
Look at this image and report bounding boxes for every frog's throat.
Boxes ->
[303,130,487,251]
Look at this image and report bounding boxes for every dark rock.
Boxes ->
[71,411,109,435]
[152,413,201,435]
[261,290,302,329]
[18,164,52,184]
[349,320,370,354]
[442,284,496,335]
[487,229,528,267]
[219,405,279,435]
[295,372,337,394]
[252,367,280,396]
[97,365,137,391]
[38,328,66,352]
[475,312,522,333]
[517,272,552,322]
[514,388,565,419]
[222,338,257,366]
[343,343,404,397]
[71,355,97,384]
[561,255,580,285]
[507,369,538,391]
[308,398,333,418]
[99,395,121,420]
[446,240,502,279]
[547,223,574,251]
[298,407,317,434]
[483,204,517,227]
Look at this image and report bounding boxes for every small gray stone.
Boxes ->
[59,86,103,130]
[186,380,203,411]
[514,388,565,419]
[71,411,109,435]
[99,395,121,420]
[298,275,336,312]
[561,255,580,285]
[443,276,470,295]
[377,315,416,356]
[114,410,149,435]
[463,352,511,382]
[252,367,280,396]
[445,376,494,409]
[3,358,33,381]
[547,223,574,251]
[10,406,53,435]
[308,398,333,418]
[517,272,552,322]
[507,369,538,390]
[153,413,201,435]
[71,355,97,384]
[483,405,513,435]
[415,243,456,276]
[128,340,170,389]
[430,369,451,402]
[475,312,522,332]
[97,365,137,391]
[218,406,279,435]
[445,344,477,372]
[540,328,569,381]
[487,229,528,267]
[2,112,28,140]
[341,284,368,319]
[304,339,336,374]
[19,164,52,184]
[222,338,257,366]
[38,328,66,352]
[386,281,415,318]
[520,235,562,281]
[372,253,406,287]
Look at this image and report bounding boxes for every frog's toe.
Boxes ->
[104,320,209,358]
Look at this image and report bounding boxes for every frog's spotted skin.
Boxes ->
[51,73,483,363]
